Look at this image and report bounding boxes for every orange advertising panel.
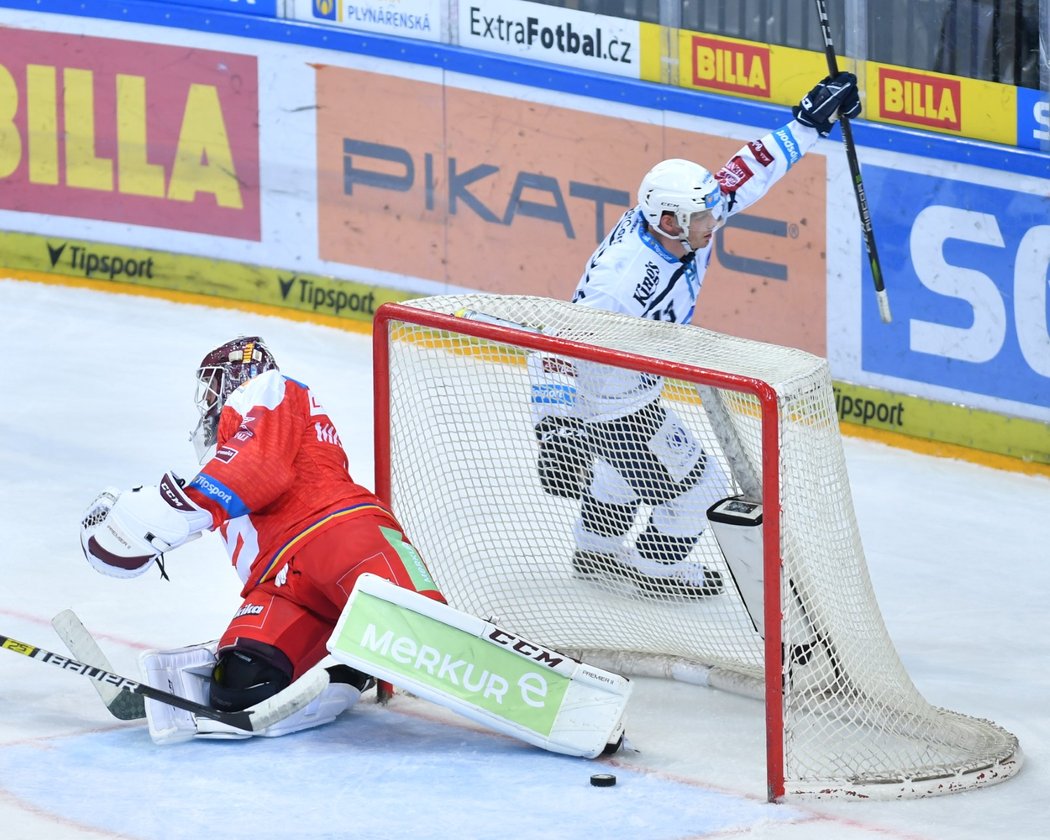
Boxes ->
[0,28,260,239]
[316,67,826,354]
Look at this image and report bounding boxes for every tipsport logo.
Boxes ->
[277,275,378,317]
[47,242,155,282]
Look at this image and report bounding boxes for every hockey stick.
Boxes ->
[813,0,892,324]
[0,629,328,733]
[51,609,145,721]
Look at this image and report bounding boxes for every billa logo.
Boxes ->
[879,68,961,130]
[0,28,260,238]
[690,36,770,97]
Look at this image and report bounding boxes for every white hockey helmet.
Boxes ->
[637,159,725,245]
[190,336,278,462]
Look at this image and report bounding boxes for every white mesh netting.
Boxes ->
[376,293,1020,799]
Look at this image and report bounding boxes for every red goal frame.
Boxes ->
[372,301,790,801]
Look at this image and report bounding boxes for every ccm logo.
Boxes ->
[487,629,566,669]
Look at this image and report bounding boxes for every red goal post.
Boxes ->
[372,294,1021,801]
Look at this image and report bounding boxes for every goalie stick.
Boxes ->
[51,609,145,721]
[0,627,328,733]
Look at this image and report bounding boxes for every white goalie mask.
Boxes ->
[637,159,726,248]
[190,336,278,463]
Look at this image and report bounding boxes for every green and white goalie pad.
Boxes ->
[327,574,631,758]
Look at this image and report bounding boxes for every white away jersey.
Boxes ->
[573,120,819,323]
[561,119,821,420]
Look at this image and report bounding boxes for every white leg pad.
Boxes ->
[328,574,631,759]
[708,497,823,685]
[140,642,220,745]
[140,646,356,744]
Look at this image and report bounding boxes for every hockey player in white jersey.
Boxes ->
[534,72,862,598]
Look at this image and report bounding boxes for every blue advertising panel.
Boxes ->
[1016,86,1050,153]
[146,0,278,15]
[861,166,1050,409]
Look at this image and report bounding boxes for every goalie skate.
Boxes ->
[572,550,723,599]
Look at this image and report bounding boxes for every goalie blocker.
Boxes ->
[707,496,818,652]
[327,574,630,758]
[707,497,766,636]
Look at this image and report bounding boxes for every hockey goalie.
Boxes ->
[77,335,629,756]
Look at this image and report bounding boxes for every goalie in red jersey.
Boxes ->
[80,336,445,743]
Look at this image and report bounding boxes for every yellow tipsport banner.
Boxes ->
[833,381,1048,467]
[639,23,1018,146]
[0,231,414,324]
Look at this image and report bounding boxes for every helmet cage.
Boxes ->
[190,337,277,462]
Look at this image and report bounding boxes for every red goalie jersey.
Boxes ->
[184,369,384,593]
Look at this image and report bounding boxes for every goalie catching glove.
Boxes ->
[793,71,862,136]
[80,472,212,578]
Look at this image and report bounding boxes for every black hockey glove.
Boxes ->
[535,417,593,500]
[792,71,862,136]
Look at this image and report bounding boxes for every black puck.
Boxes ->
[590,773,616,787]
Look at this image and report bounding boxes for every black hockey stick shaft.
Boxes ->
[813,0,892,324]
[0,632,253,732]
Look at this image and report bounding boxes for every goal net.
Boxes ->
[372,293,1021,800]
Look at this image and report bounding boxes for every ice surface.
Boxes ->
[1,278,1047,839]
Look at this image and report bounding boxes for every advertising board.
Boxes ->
[858,166,1049,416]
[314,66,828,353]
[285,0,443,42]
[0,0,1045,459]
[0,230,413,325]
[865,62,1016,147]
[456,0,640,79]
[1016,85,1050,152]
[0,27,261,240]
[170,0,277,13]
[650,24,1028,150]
